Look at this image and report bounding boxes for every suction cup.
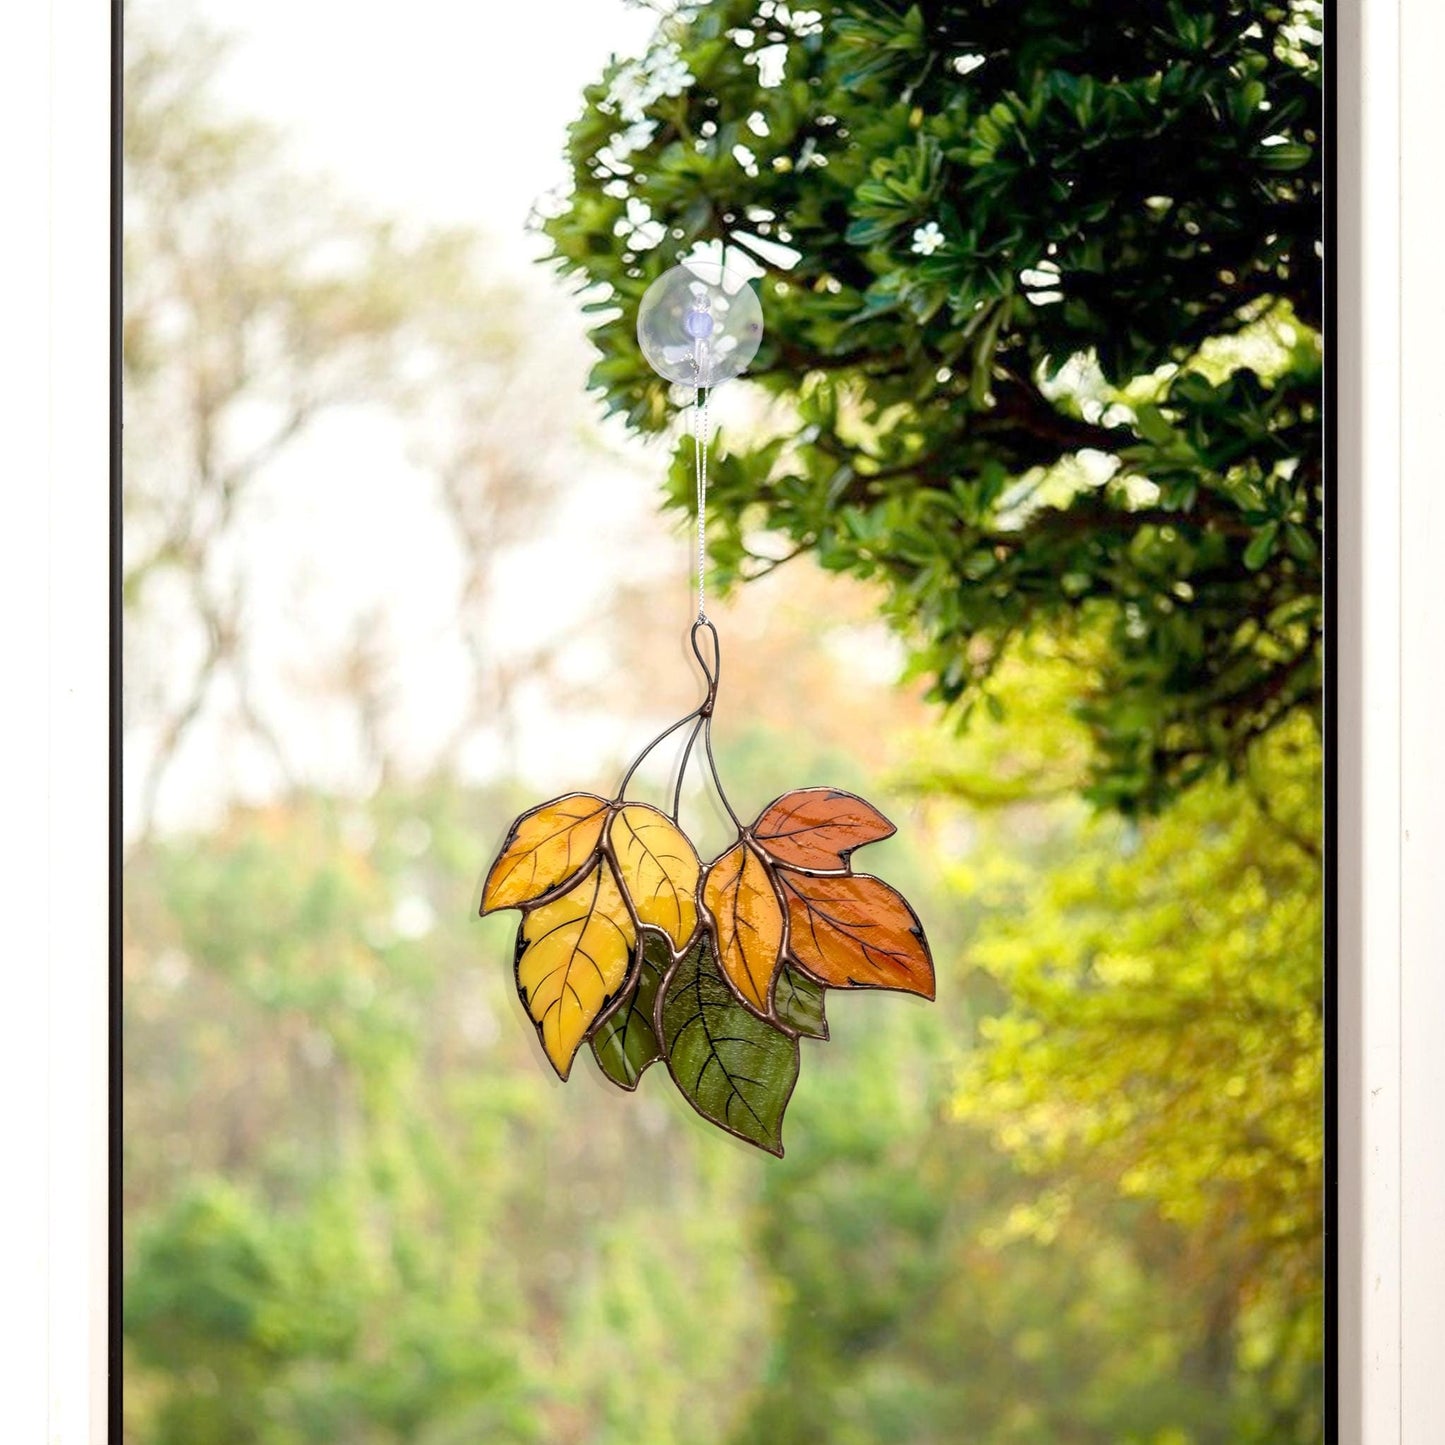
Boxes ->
[637,259,764,388]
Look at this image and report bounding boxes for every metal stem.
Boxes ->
[615,706,704,803]
[671,715,704,823]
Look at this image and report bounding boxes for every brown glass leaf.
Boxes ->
[701,841,785,1017]
[750,787,896,871]
[778,871,935,998]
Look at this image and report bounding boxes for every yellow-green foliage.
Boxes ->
[957,720,1320,1242]
[943,657,1322,1416]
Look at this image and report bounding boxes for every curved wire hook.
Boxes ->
[615,617,741,832]
[689,618,742,830]
[613,620,721,804]
[689,617,721,713]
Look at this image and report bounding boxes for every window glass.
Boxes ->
[123,4,1325,1440]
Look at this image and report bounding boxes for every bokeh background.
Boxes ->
[121,2,1325,1441]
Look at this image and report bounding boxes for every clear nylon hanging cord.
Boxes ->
[692,383,709,622]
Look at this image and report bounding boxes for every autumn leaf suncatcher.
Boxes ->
[479,261,934,1155]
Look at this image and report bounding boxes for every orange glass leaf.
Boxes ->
[751,787,896,870]
[514,859,635,1078]
[609,803,701,950]
[779,871,934,998]
[481,793,609,914]
[702,841,785,1016]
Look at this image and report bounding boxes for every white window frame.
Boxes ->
[1337,1,1445,1440]
[8,1,1442,1439]
[5,1,113,1440]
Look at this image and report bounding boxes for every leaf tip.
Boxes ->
[591,1045,643,1091]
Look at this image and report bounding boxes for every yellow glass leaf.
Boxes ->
[481,793,609,914]
[609,803,701,949]
[515,859,635,1078]
[702,841,784,1017]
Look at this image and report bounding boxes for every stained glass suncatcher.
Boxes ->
[481,620,935,1155]
[478,261,935,1155]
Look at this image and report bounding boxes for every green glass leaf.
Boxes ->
[774,963,828,1041]
[591,932,669,1091]
[658,935,800,1157]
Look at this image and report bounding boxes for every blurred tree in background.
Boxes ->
[124,3,1324,1441]
[123,18,587,835]
[544,0,1323,813]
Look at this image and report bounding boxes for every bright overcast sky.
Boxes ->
[192,0,659,247]
[136,1,678,832]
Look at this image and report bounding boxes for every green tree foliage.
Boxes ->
[543,0,1324,811]
[123,783,774,1443]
